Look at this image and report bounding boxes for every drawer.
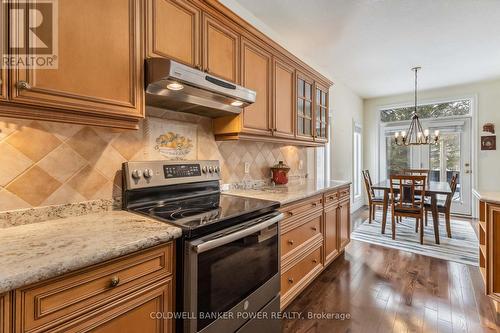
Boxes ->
[281,215,321,257]
[280,195,322,221]
[339,186,350,200]
[324,191,340,206]
[16,243,173,332]
[281,246,322,296]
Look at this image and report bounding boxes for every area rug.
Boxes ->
[351,212,479,266]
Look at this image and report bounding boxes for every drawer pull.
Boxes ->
[287,240,294,245]
[288,278,294,284]
[109,276,120,288]
[329,196,334,200]
[312,203,317,207]
[312,259,318,264]
[288,212,293,217]
[17,80,32,90]
[311,226,317,231]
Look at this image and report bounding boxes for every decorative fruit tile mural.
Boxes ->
[0,107,312,212]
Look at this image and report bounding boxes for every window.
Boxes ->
[381,99,470,122]
[353,124,362,198]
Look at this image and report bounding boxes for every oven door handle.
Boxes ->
[192,213,283,253]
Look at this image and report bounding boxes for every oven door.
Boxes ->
[184,212,283,333]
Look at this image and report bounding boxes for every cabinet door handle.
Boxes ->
[288,278,294,284]
[288,211,293,217]
[311,226,317,231]
[312,259,318,264]
[287,240,294,245]
[17,81,32,90]
[195,64,202,70]
[109,276,120,288]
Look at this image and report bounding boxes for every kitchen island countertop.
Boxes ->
[0,210,181,294]
[224,179,351,205]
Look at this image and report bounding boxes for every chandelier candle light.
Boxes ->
[394,67,440,146]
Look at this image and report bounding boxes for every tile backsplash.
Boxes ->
[0,107,312,212]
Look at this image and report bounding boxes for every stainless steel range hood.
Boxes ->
[145,58,256,118]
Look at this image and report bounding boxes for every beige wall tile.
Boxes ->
[6,121,62,162]
[112,130,144,160]
[92,146,126,180]
[67,166,108,200]
[66,127,108,163]
[0,142,33,186]
[0,188,31,211]
[37,143,87,183]
[6,166,62,206]
[42,184,87,206]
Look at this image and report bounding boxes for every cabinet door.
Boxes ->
[324,205,339,265]
[202,14,239,83]
[0,3,6,101]
[0,293,10,333]
[241,38,271,136]
[147,0,200,68]
[296,72,314,141]
[338,199,351,251]
[60,279,172,333]
[9,0,143,119]
[314,83,329,142]
[272,58,295,139]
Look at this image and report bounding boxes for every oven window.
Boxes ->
[197,225,278,330]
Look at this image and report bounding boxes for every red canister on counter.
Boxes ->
[271,161,290,185]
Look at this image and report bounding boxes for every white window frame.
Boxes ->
[353,122,363,210]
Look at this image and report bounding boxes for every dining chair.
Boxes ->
[362,170,384,223]
[424,172,459,238]
[403,169,430,178]
[389,175,427,244]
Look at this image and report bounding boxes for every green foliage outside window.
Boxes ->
[381,100,470,122]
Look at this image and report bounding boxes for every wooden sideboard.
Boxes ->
[279,185,351,309]
[478,199,500,315]
[1,243,174,333]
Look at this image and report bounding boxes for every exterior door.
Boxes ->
[324,205,339,264]
[147,0,201,68]
[272,58,295,139]
[202,14,239,83]
[241,38,271,136]
[8,0,143,119]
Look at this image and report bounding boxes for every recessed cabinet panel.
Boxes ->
[148,0,200,68]
[0,293,10,333]
[339,198,351,251]
[9,0,143,120]
[273,58,295,138]
[324,205,339,265]
[203,14,239,83]
[241,39,271,135]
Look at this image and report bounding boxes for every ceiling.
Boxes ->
[229,0,500,98]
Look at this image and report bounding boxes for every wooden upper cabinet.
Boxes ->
[8,0,143,124]
[241,38,271,136]
[147,0,201,68]
[314,83,329,142]
[202,13,239,83]
[273,58,295,139]
[296,72,314,141]
[0,3,6,101]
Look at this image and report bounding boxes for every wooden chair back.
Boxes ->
[362,170,375,199]
[403,169,430,178]
[444,173,459,210]
[389,175,427,213]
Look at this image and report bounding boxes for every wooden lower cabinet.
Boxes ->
[11,243,174,333]
[1,293,11,333]
[279,187,351,309]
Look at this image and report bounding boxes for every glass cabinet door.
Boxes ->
[315,85,328,141]
[296,74,314,140]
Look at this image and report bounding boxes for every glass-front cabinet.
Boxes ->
[296,73,314,140]
[296,72,329,142]
[315,84,329,142]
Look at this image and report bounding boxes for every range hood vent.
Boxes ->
[145,58,256,118]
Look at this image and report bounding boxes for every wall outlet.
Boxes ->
[244,162,250,174]
[299,160,304,170]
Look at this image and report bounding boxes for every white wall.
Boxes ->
[330,81,364,210]
[364,78,500,196]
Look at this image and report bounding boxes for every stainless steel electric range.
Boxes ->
[122,160,283,333]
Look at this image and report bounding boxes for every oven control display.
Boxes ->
[163,164,201,178]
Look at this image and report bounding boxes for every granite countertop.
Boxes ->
[473,189,500,205]
[0,210,182,294]
[225,179,351,205]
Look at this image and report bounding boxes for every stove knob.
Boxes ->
[131,169,141,179]
[143,169,154,179]
[208,166,214,173]
[202,166,208,174]
[214,166,220,173]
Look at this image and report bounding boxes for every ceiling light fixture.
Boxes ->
[166,82,184,91]
[230,100,243,107]
[395,67,439,146]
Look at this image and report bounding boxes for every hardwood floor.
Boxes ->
[283,207,500,333]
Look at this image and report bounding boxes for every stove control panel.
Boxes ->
[123,160,220,190]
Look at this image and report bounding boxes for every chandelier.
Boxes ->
[394,67,439,146]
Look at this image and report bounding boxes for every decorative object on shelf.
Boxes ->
[483,123,495,134]
[481,135,496,151]
[394,67,440,146]
[271,161,290,185]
